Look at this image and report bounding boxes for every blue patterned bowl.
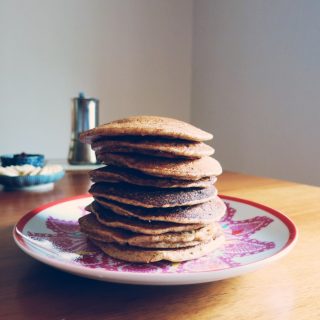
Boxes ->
[0,170,64,188]
[1,154,45,167]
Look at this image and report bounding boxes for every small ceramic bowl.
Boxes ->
[0,170,65,189]
[1,153,45,167]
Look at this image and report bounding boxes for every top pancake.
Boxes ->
[96,153,222,180]
[80,115,213,143]
[91,137,214,159]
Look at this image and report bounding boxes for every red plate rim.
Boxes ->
[14,193,297,251]
[13,194,298,278]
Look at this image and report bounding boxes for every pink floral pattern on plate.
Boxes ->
[26,201,276,273]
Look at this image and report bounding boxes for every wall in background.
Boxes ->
[192,0,320,185]
[0,0,193,158]
[1,0,319,186]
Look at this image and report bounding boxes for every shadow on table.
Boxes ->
[15,259,239,320]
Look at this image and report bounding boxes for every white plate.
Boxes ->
[13,195,297,285]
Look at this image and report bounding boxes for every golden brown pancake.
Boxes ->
[87,202,204,235]
[88,233,203,249]
[89,182,217,208]
[79,213,217,248]
[91,137,214,159]
[91,231,225,263]
[80,115,213,143]
[89,166,216,189]
[96,153,222,180]
[94,197,226,224]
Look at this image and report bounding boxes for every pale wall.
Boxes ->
[1,0,319,186]
[192,0,320,185]
[0,0,193,158]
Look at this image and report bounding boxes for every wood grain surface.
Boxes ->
[0,171,319,320]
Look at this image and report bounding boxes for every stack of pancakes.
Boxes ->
[78,116,226,263]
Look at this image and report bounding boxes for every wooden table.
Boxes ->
[1,171,319,319]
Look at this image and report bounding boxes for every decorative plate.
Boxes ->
[13,195,297,285]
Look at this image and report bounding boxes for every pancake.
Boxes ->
[91,137,214,159]
[91,232,225,263]
[88,233,203,249]
[80,115,213,143]
[89,166,216,189]
[79,213,217,248]
[87,202,204,235]
[96,153,222,180]
[89,182,217,208]
[95,197,226,224]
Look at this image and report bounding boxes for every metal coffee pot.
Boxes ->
[68,93,99,165]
